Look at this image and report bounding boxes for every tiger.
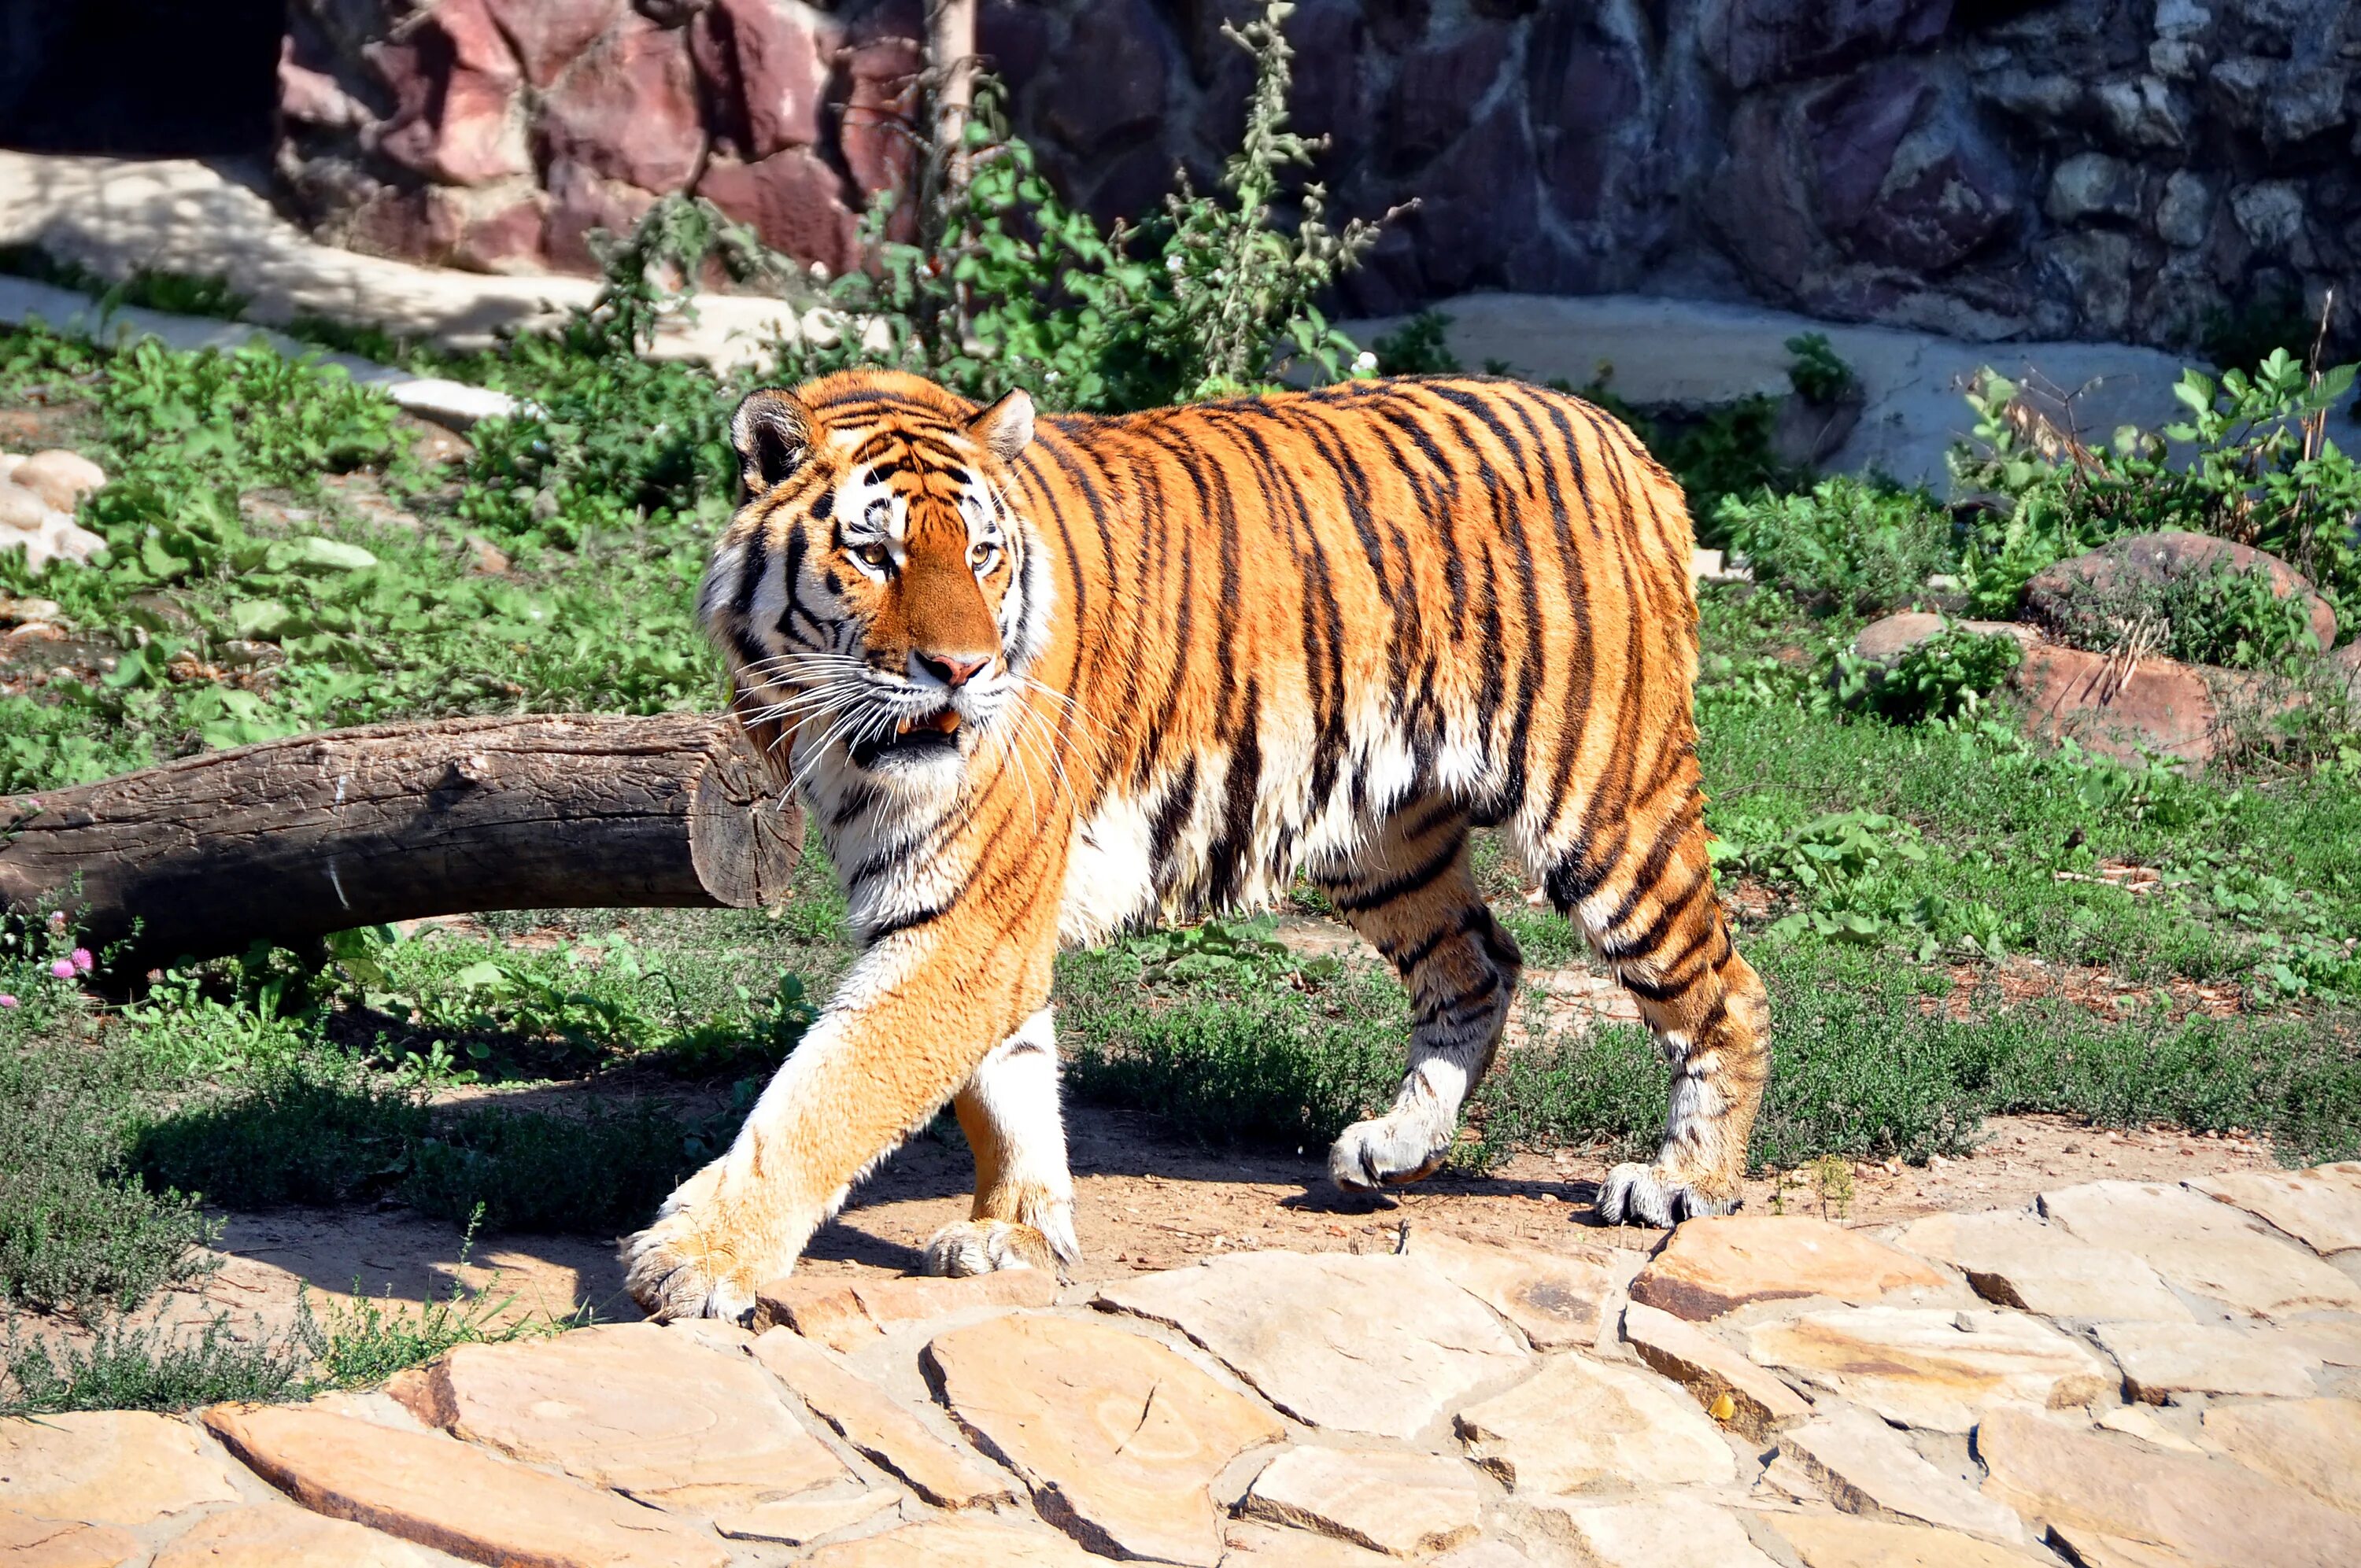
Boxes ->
[622,367,1771,1320]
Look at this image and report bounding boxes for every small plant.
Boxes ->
[1833,624,2024,725]
[1371,310,1460,376]
[1718,478,1956,615]
[1786,332,1857,405]
[312,1208,575,1387]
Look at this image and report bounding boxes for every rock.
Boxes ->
[0,1510,143,1567]
[199,1403,728,1568]
[2263,65,2348,147]
[0,1412,240,1527]
[2038,1179,2361,1318]
[1778,1406,2028,1543]
[1221,1522,1400,1564]
[1385,26,1513,175]
[1426,1545,1543,1568]
[2096,75,2191,151]
[714,1491,899,1545]
[2048,153,2141,223]
[1975,1407,2361,1567]
[2094,1403,2206,1453]
[2231,181,2309,253]
[389,1321,848,1512]
[695,150,859,277]
[1626,1216,1947,1321]
[1454,1350,1734,1492]
[1096,1253,1528,1439]
[2187,1164,2361,1256]
[369,0,530,186]
[2201,1398,2361,1516]
[1041,0,1171,152]
[922,1313,1285,1566]
[1240,1447,1483,1557]
[539,10,706,194]
[840,38,921,215]
[2048,231,2137,338]
[2013,644,2230,768]
[149,1504,439,1566]
[1621,1301,1812,1441]
[1513,1495,1779,1568]
[803,1517,1108,1566]
[1408,1230,1629,1349]
[2023,532,2337,659]
[1761,1511,2057,1568]
[756,1269,1059,1350]
[2093,1320,2320,1401]
[0,483,53,533]
[481,0,623,87]
[1851,614,2038,666]
[1708,0,1950,91]
[9,452,105,513]
[692,0,828,158]
[748,1326,1019,1509]
[2155,171,2215,248]
[1894,1209,2193,1322]
[1746,1308,2113,1433]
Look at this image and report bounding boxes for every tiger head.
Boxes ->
[698,374,1051,781]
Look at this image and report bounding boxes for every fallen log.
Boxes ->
[0,713,804,973]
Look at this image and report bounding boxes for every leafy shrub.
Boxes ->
[1371,310,1459,376]
[1785,332,1857,404]
[1834,624,2024,725]
[1718,478,1955,614]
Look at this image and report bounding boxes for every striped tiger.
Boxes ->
[623,368,1770,1320]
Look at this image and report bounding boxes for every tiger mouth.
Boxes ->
[852,707,963,768]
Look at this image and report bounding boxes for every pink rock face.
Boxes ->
[842,37,922,236]
[2023,529,2339,657]
[698,149,859,275]
[545,160,662,274]
[2016,644,2226,766]
[693,0,830,159]
[540,11,708,195]
[369,0,530,186]
[484,0,624,88]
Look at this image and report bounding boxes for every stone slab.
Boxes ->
[149,1504,441,1567]
[390,1320,847,1512]
[1746,1308,2113,1433]
[0,1510,142,1568]
[1096,1252,1528,1439]
[200,1403,727,1568]
[2038,1179,2361,1318]
[1777,1406,2026,1543]
[923,1312,1285,1567]
[1513,1496,1780,1568]
[2187,1164,2361,1256]
[1628,1216,1946,1321]
[756,1270,1060,1350]
[713,1491,900,1545]
[0,1412,240,1527]
[1240,1446,1483,1557]
[1220,1522,1398,1564]
[1408,1230,1628,1350]
[1895,1209,2193,1323]
[1975,1407,2361,1568]
[802,1518,1107,1566]
[2200,1399,2361,1516]
[1761,1511,2057,1568]
[2094,1320,2321,1401]
[1454,1350,1734,1493]
[748,1326,1018,1508]
[1622,1300,1813,1441]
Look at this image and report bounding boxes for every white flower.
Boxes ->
[1352,351,1377,374]
[1166,253,1186,274]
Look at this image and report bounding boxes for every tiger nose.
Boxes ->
[914,651,989,688]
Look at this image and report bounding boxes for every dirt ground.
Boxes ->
[118,1105,2280,1343]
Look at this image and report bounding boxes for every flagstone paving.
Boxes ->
[7,1163,2361,1565]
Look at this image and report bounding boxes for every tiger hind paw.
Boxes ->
[922,1219,1061,1278]
[1596,1160,1739,1228]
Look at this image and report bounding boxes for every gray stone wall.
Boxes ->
[275,0,2360,352]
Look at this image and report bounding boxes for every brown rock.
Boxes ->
[2188,1164,2361,1256]
[755,1269,1059,1349]
[0,1412,239,1527]
[483,0,623,87]
[1776,1406,2027,1543]
[713,1490,899,1545]
[1512,1495,1779,1567]
[693,0,829,157]
[841,38,921,225]
[1240,1447,1483,1557]
[1411,1230,1630,1350]
[9,452,105,515]
[150,1504,438,1567]
[1762,1511,2058,1568]
[542,160,660,273]
[390,1321,847,1512]
[1975,1407,2361,1568]
[923,1313,1285,1566]
[1620,1305,1805,1444]
[1455,1351,1733,1492]
[696,150,859,276]
[2094,1320,2321,1401]
[199,1403,727,1568]
[2038,1179,2361,1317]
[0,1511,142,1568]
[2024,531,2338,660]
[371,0,530,186]
[1851,614,2037,666]
[2202,1399,2361,1516]
[748,1326,1018,1509]
[803,1518,1107,1566]
[1096,1252,1528,1439]
[1746,1308,2113,1433]
[1895,1209,2193,1322]
[1628,1216,1947,1321]
[540,10,706,193]
[2014,643,2259,767]
[1221,1522,1397,1563]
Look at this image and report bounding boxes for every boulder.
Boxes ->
[482,0,623,88]
[0,1510,146,1567]
[2014,644,2230,768]
[2023,532,2338,657]
[368,0,530,187]
[1776,1404,2028,1542]
[2186,1162,2361,1256]
[9,451,106,513]
[1240,1447,1483,1557]
[1626,1215,1948,1321]
[1707,0,1953,91]
[1454,1350,1735,1492]
[1406,1230,1632,1350]
[2038,1179,2361,1318]
[1744,1306,2114,1433]
[2201,1399,2361,1516]
[2092,1320,2322,1401]
[0,1411,240,1527]
[1894,1208,2193,1322]
[1761,1511,2057,1567]
[696,150,859,277]
[1621,1301,1814,1441]
[538,10,706,194]
[748,1326,1019,1510]
[150,1504,441,1566]
[753,1267,1058,1350]
[1850,613,2037,666]
[1509,1496,1781,1568]
[690,0,829,158]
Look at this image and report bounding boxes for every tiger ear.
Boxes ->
[731,389,814,494]
[970,389,1034,461]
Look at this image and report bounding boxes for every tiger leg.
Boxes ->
[924,1007,1080,1277]
[1548,807,1771,1226]
[1321,801,1522,1194]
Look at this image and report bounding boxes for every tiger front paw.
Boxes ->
[1328,1112,1448,1194]
[922,1219,1059,1278]
[1595,1160,1739,1228]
